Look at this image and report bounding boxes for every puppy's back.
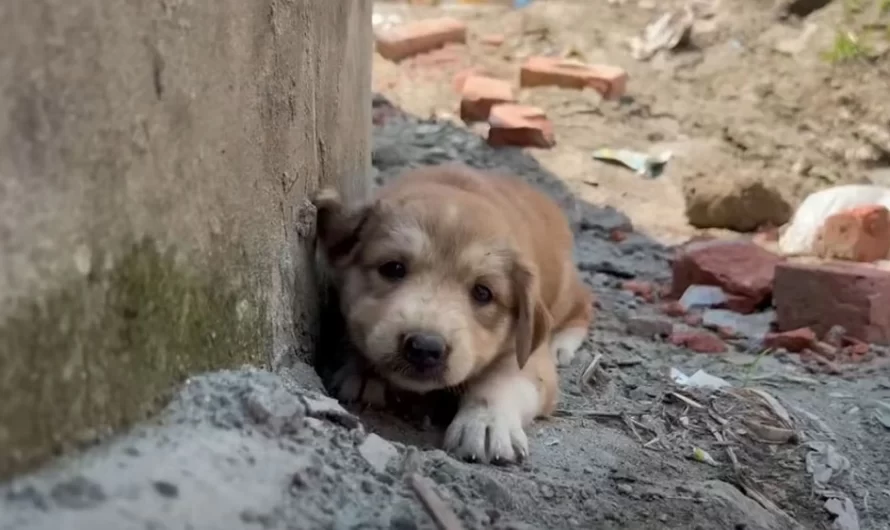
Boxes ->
[391,164,574,261]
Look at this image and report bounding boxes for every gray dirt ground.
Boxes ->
[3,1,890,529]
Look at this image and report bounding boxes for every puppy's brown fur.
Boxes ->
[315,164,593,463]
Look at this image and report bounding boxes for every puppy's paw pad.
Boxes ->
[329,364,387,408]
[443,405,528,465]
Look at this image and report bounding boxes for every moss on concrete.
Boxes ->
[0,237,269,478]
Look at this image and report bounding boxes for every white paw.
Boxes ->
[551,327,587,367]
[443,403,528,464]
[329,361,387,408]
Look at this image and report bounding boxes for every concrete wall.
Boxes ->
[0,0,372,478]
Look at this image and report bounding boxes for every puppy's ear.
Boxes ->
[313,188,371,268]
[511,259,552,369]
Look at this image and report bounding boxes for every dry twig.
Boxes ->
[410,474,465,530]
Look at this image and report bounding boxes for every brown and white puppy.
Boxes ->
[314,163,593,464]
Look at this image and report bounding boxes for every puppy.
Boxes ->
[314,164,593,463]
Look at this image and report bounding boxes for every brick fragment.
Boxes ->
[520,56,628,99]
[763,327,816,353]
[375,17,468,62]
[813,204,890,262]
[774,261,890,345]
[621,280,655,302]
[609,229,628,243]
[487,104,555,148]
[452,67,484,92]
[459,75,515,122]
[670,240,782,314]
[661,301,686,317]
[669,331,726,353]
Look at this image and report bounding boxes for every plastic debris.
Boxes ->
[824,495,860,530]
[671,368,731,389]
[629,6,695,60]
[778,184,890,256]
[691,447,719,466]
[679,285,728,311]
[592,148,672,178]
[805,442,850,488]
[702,309,775,341]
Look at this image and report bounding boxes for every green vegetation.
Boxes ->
[0,237,268,478]
[823,0,890,63]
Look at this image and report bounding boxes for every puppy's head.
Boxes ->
[313,184,550,393]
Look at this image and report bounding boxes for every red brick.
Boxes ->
[452,67,485,92]
[487,104,555,148]
[609,229,628,243]
[774,261,890,345]
[813,205,890,263]
[459,75,515,122]
[763,327,817,353]
[375,17,468,62]
[519,57,628,99]
[669,331,726,353]
[670,240,782,314]
[661,301,686,317]
[622,280,655,302]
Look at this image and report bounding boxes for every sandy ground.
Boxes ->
[3,1,890,529]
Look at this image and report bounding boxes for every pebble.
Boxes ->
[358,434,399,474]
[617,483,633,495]
[540,484,555,499]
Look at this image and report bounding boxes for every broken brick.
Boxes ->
[452,67,485,92]
[661,301,686,317]
[519,56,628,99]
[670,240,782,314]
[622,280,655,302]
[609,229,628,243]
[813,204,890,262]
[459,75,515,122]
[669,331,726,353]
[845,342,871,357]
[763,327,817,353]
[375,17,468,62]
[774,261,890,345]
[487,104,555,148]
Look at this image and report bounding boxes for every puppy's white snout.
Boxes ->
[400,331,450,369]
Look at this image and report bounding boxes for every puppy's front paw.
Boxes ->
[329,361,387,408]
[551,327,587,367]
[443,403,528,465]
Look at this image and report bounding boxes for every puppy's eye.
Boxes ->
[378,260,407,281]
[470,284,493,305]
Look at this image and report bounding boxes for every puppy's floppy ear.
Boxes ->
[312,188,371,268]
[511,258,552,369]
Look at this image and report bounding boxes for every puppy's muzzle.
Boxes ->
[400,331,450,373]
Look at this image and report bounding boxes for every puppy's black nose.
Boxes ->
[400,332,449,368]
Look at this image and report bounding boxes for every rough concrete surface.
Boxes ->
[4,102,888,530]
[0,0,372,477]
